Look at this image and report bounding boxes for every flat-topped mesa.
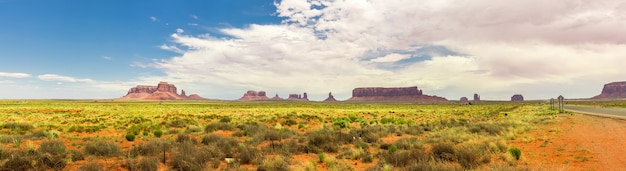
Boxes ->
[347,86,447,102]
[121,82,205,100]
[157,82,177,94]
[593,81,626,99]
[511,94,524,102]
[324,92,337,102]
[238,90,270,101]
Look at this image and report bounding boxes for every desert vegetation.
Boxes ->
[0,100,561,170]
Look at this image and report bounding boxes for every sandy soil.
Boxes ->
[513,113,626,171]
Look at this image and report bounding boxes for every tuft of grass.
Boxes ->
[77,162,104,171]
[508,147,522,160]
[204,122,233,132]
[318,153,325,163]
[258,155,290,171]
[125,132,136,141]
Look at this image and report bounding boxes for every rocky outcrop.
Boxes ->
[121,82,204,100]
[271,94,284,100]
[288,92,309,101]
[181,90,187,97]
[473,93,480,102]
[323,92,337,102]
[511,94,524,102]
[593,81,626,99]
[459,97,469,104]
[347,86,447,102]
[238,90,270,101]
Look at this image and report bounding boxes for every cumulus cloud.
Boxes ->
[0,72,31,78]
[37,74,95,83]
[101,56,112,60]
[143,0,626,100]
[149,16,158,22]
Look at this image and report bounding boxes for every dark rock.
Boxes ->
[323,92,337,102]
[511,94,524,102]
[473,93,480,102]
[459,97,469,104]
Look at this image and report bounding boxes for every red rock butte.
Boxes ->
[593,81,626,99]
[121,82,204,100]
[511,94,524,102]
[347,86,447,102]
[238,90,270,101]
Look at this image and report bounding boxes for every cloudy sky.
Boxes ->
[1,0,625,100]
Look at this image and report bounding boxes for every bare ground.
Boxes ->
[513,113,626,171]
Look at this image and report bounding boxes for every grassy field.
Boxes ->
[0,100,560,170]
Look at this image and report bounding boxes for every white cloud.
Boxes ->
[37,74,95,83]
[370,53,411,63]
[190,14,198,19]
[150,16,158,22]
[140,0,626,100]
[101,56,112,60]
[0,72,31,78]
[176,28,184,33]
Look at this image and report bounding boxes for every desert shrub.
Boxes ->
[126,157,159,171]
[201,134,238,156]
[126,133,136,141]
[171,142,211,171]
[258,156,290,171]
[175,133,197,144]
[69,150,85,161]
[84,141,120,157]
[168,118,196,128]
[455,144,482,169]
[220,117,231,123]
[325,157,353,171]
[77,163,104,171]
[2,122,34,131]
[204,122,232,132]
[235,145,259,164]
[379,150,429,167]
[406,161,462,171]
[153,129,163,137]
[509,147,522,160]
[432,143,456,161]
[252,128,295,144]
[468,122,509,135]
[337,147,368,161]
[185,125,202,133]
[388,145,398,153]
[318,153,325,163]
[234,122,267,137]
[41,153,66,170]
[281,119,298,126]
[26,130,49,139]
[394,137,423,150]
[167,129,179,134]
[306,129,354,153]
[38,139,66,155]
[2,155,33,170]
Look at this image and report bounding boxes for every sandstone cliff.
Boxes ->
[287,92,309,101]
[121,82,204,100]
[347,86,447,102]
[593,81,626,99]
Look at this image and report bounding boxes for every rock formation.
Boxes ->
[323,92,337,102]
[121,82,205,100]
[459,97,469,104]
[238,90,270,101]
[593,81,626,99]
[347,86,447,102]
[271,94,284,100]
[288,92,309,101]
[181,90,187,97]
[473,93,480,102]
[511,94,524,102]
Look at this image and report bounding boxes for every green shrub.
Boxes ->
[282,119,298,126]
[388,145,398,153]
[508,147,522,160]
[220,117,231,123]
[153,130,163,137]
[38,140,66,155]
[84,141,120,157]
[318,153,325,163]
[126,133,136,141]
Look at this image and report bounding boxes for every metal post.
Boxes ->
[557,95,564,113]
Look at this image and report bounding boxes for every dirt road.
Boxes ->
[513,113,626,170]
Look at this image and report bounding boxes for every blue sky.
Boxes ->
[1,0,625,100]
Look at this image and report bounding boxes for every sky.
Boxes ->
[1,0,625,100]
